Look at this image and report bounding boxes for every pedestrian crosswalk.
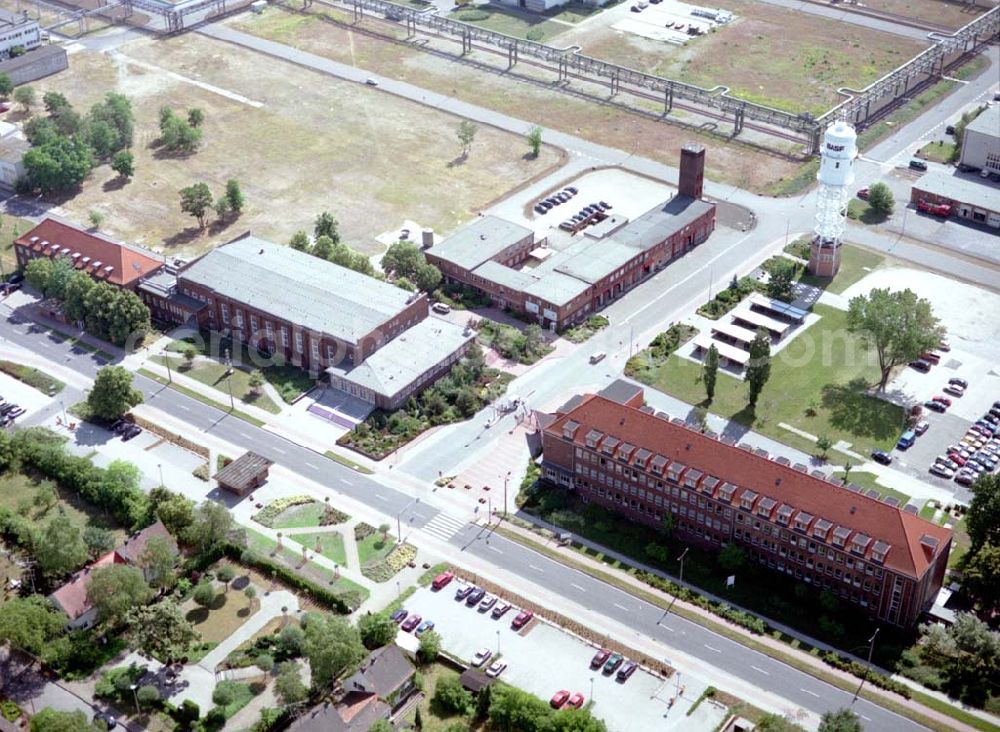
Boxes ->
[421,511,468,542]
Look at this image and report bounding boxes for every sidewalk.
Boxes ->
[496,518,984,732]
[197,589,299,672]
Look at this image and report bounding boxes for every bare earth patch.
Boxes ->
[27,33,560,257]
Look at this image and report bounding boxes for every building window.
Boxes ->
[294,331,303,353]
[220,303,229,323]
[280,327,289,349]
[235,310,244,329]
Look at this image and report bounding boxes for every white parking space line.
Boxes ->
[704,644,722,653]
[751,665,770,675]
[801,688,820,698]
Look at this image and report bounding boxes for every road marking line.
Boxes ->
[272,446,287,455]
[488,546,503,554]
[570,583,586,591]
[374,494,387,501]
[661,625,675,632]
[305,462,318,470]
[800,689,820,698]
[860,716,871,722]
[529,564,545,573]
[704,644,721,653]
[751,666,770,675]
[613,603,629,612]
[177,404,190,411]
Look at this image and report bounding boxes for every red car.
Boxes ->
[401,614,422,633]
[550,690,571,709]
[511,610,534,630]
[856,187,869,200]
[590,648,611,669]
[431,571,454,590]
[567,692,585,709]
[932,395,952,407]
[947,452,967,466]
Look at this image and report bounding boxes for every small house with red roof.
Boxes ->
[48,550,127,630]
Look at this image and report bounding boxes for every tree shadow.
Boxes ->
[186,607,210,624]
[821,378,901,441]
[447,152,468,168]
[102,176,129,193]
[162,226,205,249]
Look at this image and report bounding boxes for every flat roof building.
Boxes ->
[0,9,40,61]
[541,385,951,627]
[958,104,1000,175]
[911,171,1000,229]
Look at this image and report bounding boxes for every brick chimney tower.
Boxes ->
[678,143,705,200]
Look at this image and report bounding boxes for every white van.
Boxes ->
[589,351,606,364]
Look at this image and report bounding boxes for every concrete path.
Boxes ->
[196,588,300,672]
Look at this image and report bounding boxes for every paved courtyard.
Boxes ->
[398,586,727,732]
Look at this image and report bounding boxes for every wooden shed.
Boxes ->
[214,451,274,496]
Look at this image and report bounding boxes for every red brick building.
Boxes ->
[540,384,952,628]
[14,218,164,290]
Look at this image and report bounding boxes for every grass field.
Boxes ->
[289,531,347,566]
[799,244,886,296]
[27,32,560,257]
[0,216,38,276]
[271,502,338,530]
[828,470,911,506]
[633,305,906,453]
[357,532,394,566]
[245,528,370,601]
[451,6,567,41]
[182,585,254,645]
[153,355,281,414]
[917,141,957,164]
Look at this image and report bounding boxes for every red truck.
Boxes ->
[917,199,951,217]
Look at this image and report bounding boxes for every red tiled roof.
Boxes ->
[15,218,163,288]
[116,520,178,566]
[547,394,952,580]
[48,550,126,620]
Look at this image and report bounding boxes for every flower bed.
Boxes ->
[252,496,314,528]
[362,543,417,582]
[354,522,376,541]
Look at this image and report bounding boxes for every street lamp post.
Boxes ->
[157,463,164,488]
[396,497,420,543]
[396,580,401,600]
[590,676,595,703]
[677,547,689,586]
[163,351,172,383]
[129,683,140,716]
[502,470,511,519]
[59,399,67,425]
[227,375,235,411]
[852,628,881,703]
[496,629,500,655]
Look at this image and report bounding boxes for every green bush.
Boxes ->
[0,360,64,394]
[252,496,314,528]
[354,522,376,542]
[1,700,21,722]
[454,9,490,20]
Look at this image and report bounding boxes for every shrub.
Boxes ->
[354,522,376,541]
[432,675,474,716]
[192,463,210,481]
[362,543,417,582]
[320,506,349,525]
[252,496,314,528]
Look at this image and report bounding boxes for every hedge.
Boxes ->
[822,651,912,698]
[131,413,209,459]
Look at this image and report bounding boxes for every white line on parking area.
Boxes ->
[751,665,770,675]
[801,688,820,698]
[704,644,722,653]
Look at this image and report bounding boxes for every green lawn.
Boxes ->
[919,500,939,522]
[450,6,567,41]
[845,199,889,227]
[182,586,254,645]
[138,368,266,427]
[288,531,347,566]
[828,470,910,506]
[212,680,256,719]
[799,244,885,295]
[917,141,956,164]
[633,304,906,454]
[272,502,328,529]
[356,532,394,566]
[153,355,281,414]
[0,360,65,395]
[324,450,374,474]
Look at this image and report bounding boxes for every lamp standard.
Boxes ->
[852,628,881,703]
[677,547,689,585]
[502,470,511,519]
[129,683,140,716]
[396,497,420,542]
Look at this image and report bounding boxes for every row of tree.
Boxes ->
[179,178,244,229]
[21,92,134,194]
[159,105,205,154]
[23,258,151,347]
[380,239,442,293]
[288,211,375,276]
[700,328,771,408]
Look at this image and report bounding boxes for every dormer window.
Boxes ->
[601,437,620,456]
[776,504,794,525]
[740,490,758,511]
[832,526,852,548]
[666,462,685,484]
[700,475,719,496]
[852,533,871,555]
[920,534,939,555]
[794,511,813,532]
[616,443,635,462]
[633,448,651,470]
[871,540,890,564]
[563,420,580,441]
[585,429,603,449]
[756,497,776,518]
[683,468,702,489]
[812,518,832,541]
[650,455,668,475]
[719,482,737,502]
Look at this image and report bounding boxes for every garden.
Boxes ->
[252,496,350,530]
[153,352,281,415]
[474,318,553,365]
[355,522,418,582]
[562,315,610,344]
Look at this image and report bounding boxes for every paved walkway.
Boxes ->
[197,588,300,672]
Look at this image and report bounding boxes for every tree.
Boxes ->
[745,328,771,408]
[14,85,35,113]
[289,230,310,251]
[0,73,11,99]
[111,150,134,179]
[414,262,442,293]
[358,611,396,649]
[62,271,95,324]
[183,500,234,556]
[192,581,217,608]
[274,661,308,705]
[140,535,178,588]
[718,542,746,573]
[45,257,75,300]
[0,595,67,654]
[475,681,492,721]
[244,586,257,612]
[920,613,1000,705]
[22,135,94,194]
[187,108,205,128]
[83,526,116,560]
[179,183,213,229]
[765,258,797,301]
[818,708,863,732]
[963,543,1000,616]
[314,211,340,242]
[370,721,393,732]
[527,126,542,157]
[815,435,833,460]
[35,515,89,578]
[29,709,98,732]
[417,629,442,664]
[702,344,719,401]
[866,182,895,216]
[380,240,423,280]
[214,194,231,221]
[88,92,134,151]
[301,612,366,688]
[432,675,474,716]
[378,523,391,542]
[248,371,264,396]
[966,473,1000,553]
[217,564,236,592]
[88,365,143,421]
[312,234,335,261]
[152,489,195,535]
[457,120,478,155]
[213,683,235,706]
[88,209,105,230]
[125,600,197,662]
[847,288,941,391]
[225,178,244,215]
[24,256,54,293]
[136,685,161,707]
[24,116,58,146]
[159,107,202,153]
[87,564,151,626]
[43,91,72,116]
[87,120,118,159]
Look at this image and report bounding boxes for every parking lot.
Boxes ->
[398,585,727,732]
[0,371,53,426]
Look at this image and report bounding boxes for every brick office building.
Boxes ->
[426,145,716,330]
[540,383,951,628]
[14,218,165,290]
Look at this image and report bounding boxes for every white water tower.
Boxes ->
[809,120,858,277]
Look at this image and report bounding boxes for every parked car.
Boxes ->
[949,377,969,389]
[534,204,547,214]
[944,384,965,398]
[466,587,486,606]
[935,457,959,471]
[909,360,931,373]
[567,693,585,709]
[914,421,929,436]
[455,585,473,601]
[432,302,451,315]
[929,464,955,479]
[365,78,378,86]
[121,424,142,441]
[857,187,870,200]
[921,352,941,365]
[946,124,956,135]
[603,653,623,674]
[908,159,928,171]
[512,610,534,630]
[616,661,638,682]
[550,690,571,709]
[93,712,117,730]
[390,608,408,623]
[955,470,976,486]
[5,273,22,286]
[431,571,454,590]
[599,201,612,210]
[472,647,493,667]
[401,615,422,633]
[590,648,611,669]
[947,452,967,467]
[924,400,946,413]
[486,660,507,678]
[491,601,511,619]
[479,594,497,612]
[415,620,435,636]
[871,449,893,465]
[564,186,578,195]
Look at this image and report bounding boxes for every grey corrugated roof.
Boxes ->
[179,236,417,343]
[522,270,589,307]
[611,195,714,251]
[429,215,533,270]
[213,451,274,490]
[914,172,1000,212]
[553,239,637,284]
[473,260,539,291]
[328,318,473,398]
[965,104,999,138]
